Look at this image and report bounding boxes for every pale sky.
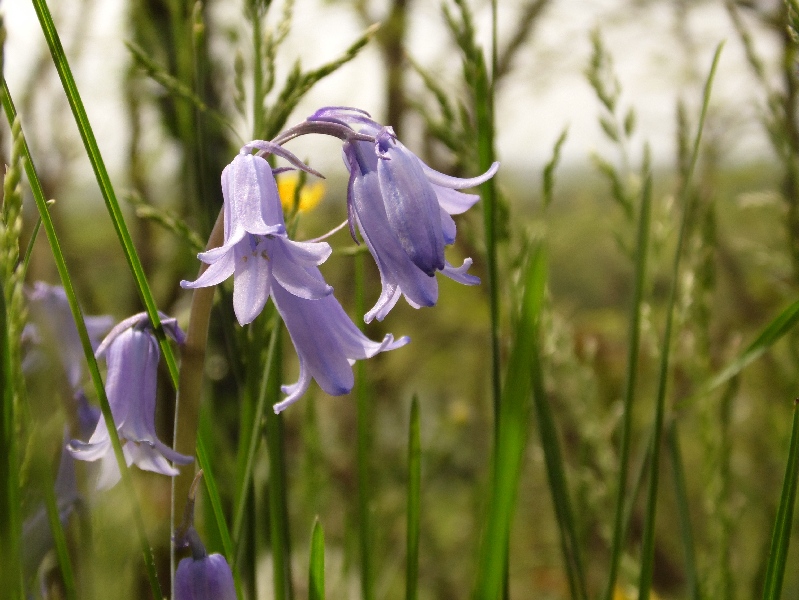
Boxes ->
[3,0,781,188]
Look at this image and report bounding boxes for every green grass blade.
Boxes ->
[355,252,374,600]
[1,80,164,600]
[265,367,294,600]
[761,402,799,599]
[232,321,279,548]
[30,0,179,385]
[309,519,325,600]
[474,245,555,600]
[638,42,723,600]
[702,298,799,396]
[406,396,421,600]
[0,281,23,598]
[667,421,702,600]
[125,40,239,141]
[39,455,77,600]
[530,299,589,600]
[602,173,653,600]
[196,425,241,589]
[21,216,42,278]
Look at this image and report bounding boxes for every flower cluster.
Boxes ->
[182,108,498,410]
[31,107,496,493]
[19,107,497,596]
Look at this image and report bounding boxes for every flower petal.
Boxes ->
[126,442,180,477]
[271,286,357,399]
[440,208,456,245]
[232,241,271,326]
[350,165,438,319]
[268,239,334,300]
[441,258,480,286]
[378,140,445,276]
[433,185,480,215]
[420,160,499,190]
[181,250,236,290]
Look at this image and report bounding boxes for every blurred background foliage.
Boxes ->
[7,0,799,598]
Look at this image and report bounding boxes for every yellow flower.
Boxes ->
[277,174,325,214]
[614,584,661,600]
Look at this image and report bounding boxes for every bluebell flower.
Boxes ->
[24,282,114,390]
[182,142,408,411]
[175,552,237,600]
[68,313,193,490]
[175,471,237,600]
[309,107,498,322]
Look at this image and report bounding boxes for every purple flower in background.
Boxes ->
[182,142,408,410]
[68,313,193,490]
[175,551,237,600]
[24,282,114,390]
[309,107,498,322]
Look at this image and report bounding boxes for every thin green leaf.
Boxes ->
[667,422,702,600]
[354,252,374,600]
[197,430,236,555]
[542,127,569,210]
[262,24,378,139]
[125,41,239,140]
[530,296,589,600]
[762,402,799,599]
[264,340,294,600]
[231,317,279,548]
[309,519,325,600]
[1,80,164,600]
[602,173,653,600]
[638,42,724,600]
[40,451,77,600]
[406,396,421,600]
[474,246,561,600]
[124,191,205,253]
[30,0,179,388]
[702,298,799,395]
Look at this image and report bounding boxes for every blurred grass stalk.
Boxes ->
[602,169,652,600]
[406,396,421,600]
[761,401,799,599]
[355,250,374,600]
[473,245,576,600]
[637,42,724,600]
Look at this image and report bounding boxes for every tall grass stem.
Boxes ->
[602,173,652,600]
[637,42,723,600]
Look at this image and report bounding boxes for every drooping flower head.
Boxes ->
[182,142,408,412]
[308,106,499,322]
[174,472,237,600]
[68,312,193,490]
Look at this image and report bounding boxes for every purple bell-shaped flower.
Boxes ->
[67,313,193,490]
[309,106,498,322]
